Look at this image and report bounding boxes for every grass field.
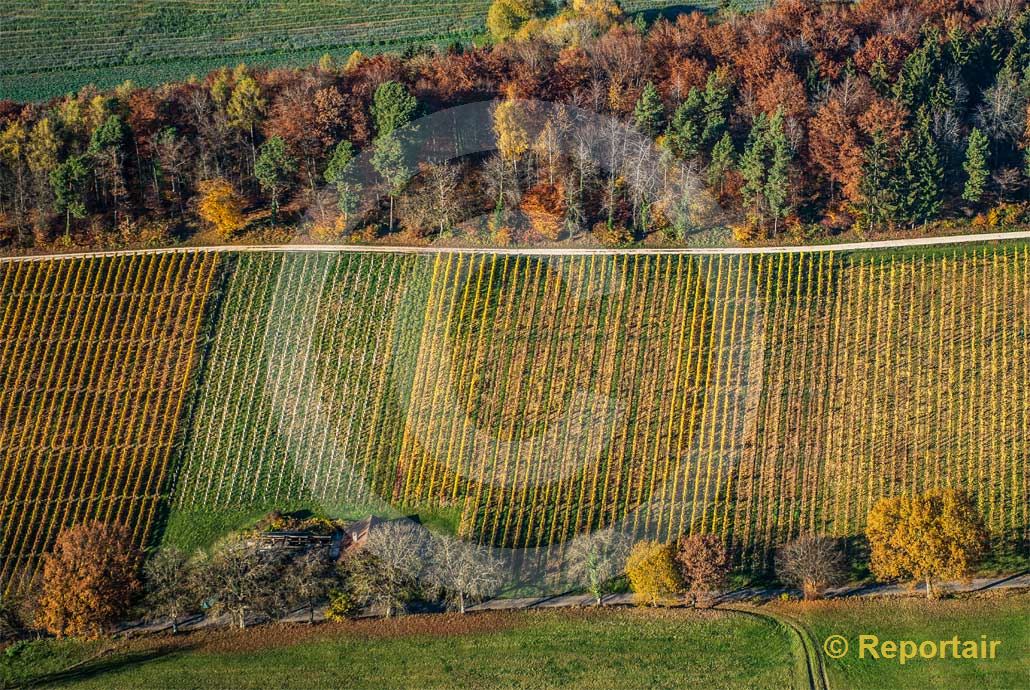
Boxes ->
[0,608,794,689]
[792,594,1030,689]
[0,1,705,101]
[0,243,1027,591]
[2,596,1026,689]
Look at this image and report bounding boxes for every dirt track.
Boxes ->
[1,229,1029,263]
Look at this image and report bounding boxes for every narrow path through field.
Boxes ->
[718,604,828,690]
[2,229,1030,264]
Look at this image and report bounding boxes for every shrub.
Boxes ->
[625,541,681,606]
[592,221,632,246]
[0,595,21,641]
[675,534,731,607]
[867,489,987,599]
[36,522,141,639]
[324,589,359,621]
[775,535,848,601]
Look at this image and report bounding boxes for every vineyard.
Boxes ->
[0,251,218,588]
[170,245,1029,566]
[0,243,1027,590]
[0,0,701,101]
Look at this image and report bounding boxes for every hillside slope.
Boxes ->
[0,243,1026,589]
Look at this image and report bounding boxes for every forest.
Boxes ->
[0,0,1029,250]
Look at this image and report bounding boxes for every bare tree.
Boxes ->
[980,0,1022,21]
[347,521,429,617]
[141,547,200,633]
[976,73,1027,145]
[200,537,284,629]
[281,549,339,624]
[424,536,504,614]
[775,535,848,601]
[399,162,465,237]
[565,527,631,606]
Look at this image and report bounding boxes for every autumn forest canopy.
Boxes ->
[1,0,1029,251]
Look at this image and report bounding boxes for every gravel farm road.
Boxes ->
[1,229,1030,263]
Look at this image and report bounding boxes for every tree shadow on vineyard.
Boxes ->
[147,254,240,552]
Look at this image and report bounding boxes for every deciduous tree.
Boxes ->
[347,521,429,617]
[281,549,338,624]
[625,540,681,606]
[197,178,247,238]
[775,535,848,600]
[199,536,284,629]
[141,547,200,633]
[36,522,141,639]
[566,528,631,606]
[424,536,503,614]
[674,534,730,607]
[866,489,987,599]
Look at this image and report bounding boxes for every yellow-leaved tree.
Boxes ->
[197,179,247,239]
[866,489,987,599]
[625,540,681,606]
[493,97,531,164]
[486,0,545,42]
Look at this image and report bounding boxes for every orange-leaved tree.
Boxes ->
[197,178,247,239]
[36,522,141,638]
[675,534,731,608]
[866,489,987,599]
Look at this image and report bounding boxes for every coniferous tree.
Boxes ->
[50,155,88,237]
[701,70,731,146]
[962,127,990,204]
[739,112,769,225]
[894,29,943,109]
[372,133,411,232]
[765,109,793,233]
[739,109,792,232]
[254,136,297,223]
[900,109,944,225]
[665,89,704,160]
[633,82,664,138]
[324,140,361,222]
[859,132,901,229]
[369,81,417,232]
[372,81,417,138]
[706,132,735,193]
